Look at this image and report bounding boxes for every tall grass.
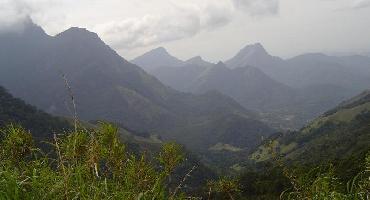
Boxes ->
[0,123,187,200]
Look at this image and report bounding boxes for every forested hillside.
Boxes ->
[0,86,70,140]
[251,90,370,164]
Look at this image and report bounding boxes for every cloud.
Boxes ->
[0,0,280,48]
[96,1,235,49]
[233,0,279,16]
[0,0,61,32]
[352,0,370,9]
[96,14,201,49]
[0,0,30,31]
[97,0,279,49]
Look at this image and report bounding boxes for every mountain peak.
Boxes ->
[57,27,100,40]
[225,43,282,69]
[55,27,106,48]
[185,56,213,67]
[153,46,167,52]
[216,61,225,66]
[147,47,171,56]
[240,43,268,55]
[132,47,184,70]
[187,56,203,62]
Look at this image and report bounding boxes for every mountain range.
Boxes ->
[0,20,275,157]
[134,43,369,129]
[226,43,370,91]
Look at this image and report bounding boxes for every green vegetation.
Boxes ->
[3,122,367,200]
[280,157,370,200]
[0,123,189,200]
[250,91,370,164]
[0,86,71,141]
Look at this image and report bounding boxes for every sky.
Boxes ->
[0,0,370,62]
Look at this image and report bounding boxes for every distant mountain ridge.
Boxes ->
[226,43,370,92]
[139,44,369,129]
[0,21,275,155]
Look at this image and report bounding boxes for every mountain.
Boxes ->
[131,47,184,71]
[188,62,296,111]
[221,43,370,128]
[0,21,275,156]
[150,64,207,93]
[150,60,296,111]
[225,43,370,92]
[225,43,285,72]
[250,90,370,164]
[0,85,71,140]
[283,53,370,91]
[149,58,353,129]
[184,56,213,68]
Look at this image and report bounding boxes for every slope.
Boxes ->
[250,90,370,164]
[0,86,71,140]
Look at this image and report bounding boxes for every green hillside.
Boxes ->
[250,90,370,163]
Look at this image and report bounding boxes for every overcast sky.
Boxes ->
[1,0,370,62]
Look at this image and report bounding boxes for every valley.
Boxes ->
[0,15,369,199]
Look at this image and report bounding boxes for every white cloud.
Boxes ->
[96,1,235,49]
[96,13,201,49]
[0,0,280,48]
[0,0,30,31]
[0,0,62,32]
[96,0,279,49]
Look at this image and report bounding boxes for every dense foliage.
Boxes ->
[0,123,189,200]
[222,150,370,200]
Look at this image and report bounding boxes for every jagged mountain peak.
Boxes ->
[184,56,213,67]
[216,61,226,66]
[240,43,267,53]
[131,47,184,70]
[150,46,168,54]
[225,43,284,69]
[137,46,173,58]
[235,43,270,59]
[186,56,203,63]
